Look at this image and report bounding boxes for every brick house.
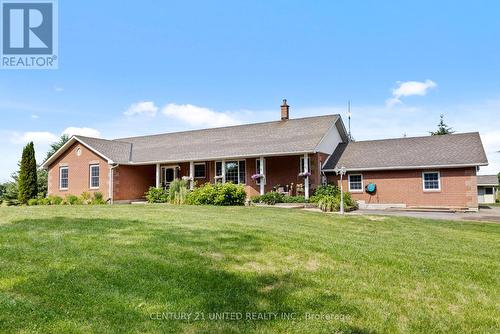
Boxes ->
[42,100,489,210]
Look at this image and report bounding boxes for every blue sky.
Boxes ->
[1,0,499,181]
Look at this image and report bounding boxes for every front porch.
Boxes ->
[112,154,325,203]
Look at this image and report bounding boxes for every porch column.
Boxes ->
[259,156,265,195]
[155,163,161,188]
[303,153,310,200]
[222,160,226,183]
[189,161,195,190]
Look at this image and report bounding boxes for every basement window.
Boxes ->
[423,171,441,191]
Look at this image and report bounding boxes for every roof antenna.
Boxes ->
[347,100,352,141]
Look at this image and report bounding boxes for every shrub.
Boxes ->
[310,185,340,203]
[66,194,81,205]
[213,183,246,206]
[38,198,51,205]
[145,187,169,203]
[48,195,63,205]
[187,183,217,205]
[80,192,92,205]
[5,199,20,206]
[255,192,285,205]
[250,195,261,203]
[91,192,106,205]
[318,195,340,212]
[168,179,189,204]
[318,193,357,212]
[187,182,246,206]
[27,198,39,206]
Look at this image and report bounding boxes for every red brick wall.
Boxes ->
[47,142,110,198]
[327,168,478,209]
[113,165,155,201]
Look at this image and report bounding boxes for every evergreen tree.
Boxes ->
[430,114,455,136]
[18,142,38,203]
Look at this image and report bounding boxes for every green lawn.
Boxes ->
[0,206,498,333]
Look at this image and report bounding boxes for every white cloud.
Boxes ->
[11,131,58,145]
[54,86,64,92]
[31,114,39,119]
[161,103,240,127]
[62,127,101,138]
[124,101,158,117]
[386,80,437,107]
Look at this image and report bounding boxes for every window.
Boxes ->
[215,160,246,184]
[485,187,494,195]
[59,167,68,190]
[300,157,311,173]
[348,174,363,192]
[215,161,223,183]
[255,159,266,185]
[90,165,99,188]
[423,171,440,191]
[194,163,206,178]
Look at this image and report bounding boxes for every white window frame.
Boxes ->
[59,166,69,190]
[422,171,441,192]
[216,160,246,185]
[299,156,311,174]
[89,164,100,189]
[255,159,266,185]
[348,174,364,192]
[194,162,206,179]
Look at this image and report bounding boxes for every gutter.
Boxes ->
[322,163,489,172]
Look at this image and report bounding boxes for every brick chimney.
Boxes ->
[281,99,289,120]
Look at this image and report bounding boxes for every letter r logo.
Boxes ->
[2,1,53,54]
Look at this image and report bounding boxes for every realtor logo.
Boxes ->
[1,0,58,69]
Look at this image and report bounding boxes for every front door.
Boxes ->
[163,167,176,188]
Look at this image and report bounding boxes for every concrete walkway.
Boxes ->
[347,206,500,223]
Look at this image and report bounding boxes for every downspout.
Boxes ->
[108,164,119,204]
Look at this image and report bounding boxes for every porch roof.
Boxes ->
[477,175,499,186]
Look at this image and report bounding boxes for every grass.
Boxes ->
[0,206,498,333]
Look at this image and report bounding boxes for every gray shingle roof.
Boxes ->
[477,175,499,186]
[75,136,132,163]
[79,115,341,164]
[324,132,488,171]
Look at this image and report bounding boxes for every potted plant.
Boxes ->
[298,171,311,178]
